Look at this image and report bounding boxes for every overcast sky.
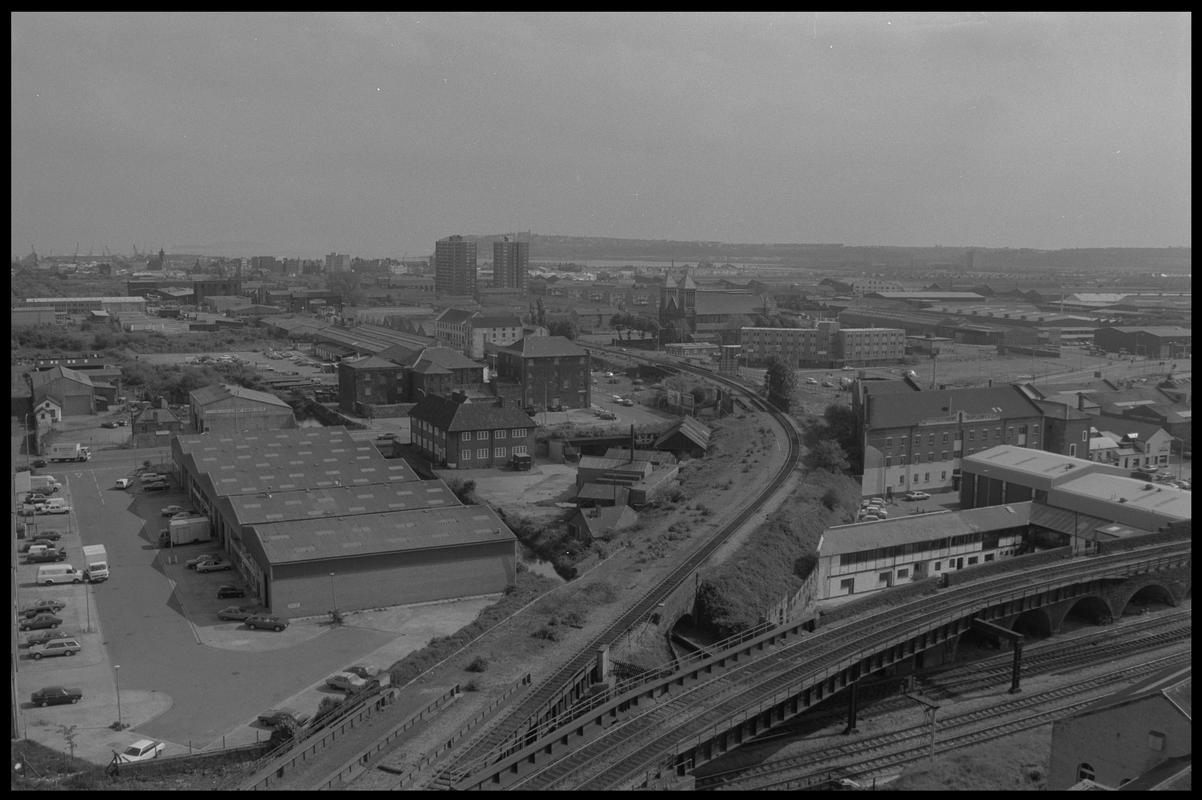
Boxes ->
[10,12,1192,259]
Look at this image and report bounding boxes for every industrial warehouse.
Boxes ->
[168,427,517,615]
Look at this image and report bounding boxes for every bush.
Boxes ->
[464,679,481,692]
[532,626,560,642]
[465,656,489,672]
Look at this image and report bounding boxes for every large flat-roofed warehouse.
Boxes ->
[170,427,516,615]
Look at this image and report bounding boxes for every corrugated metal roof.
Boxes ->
[251,504,515,564]
[820,502,1032,556]
[220,481,457,525]
[189,383,291,409]
[866,385,1040,430]
[409,393,535,432]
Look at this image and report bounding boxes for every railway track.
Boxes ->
[695,609,1192,789]
[695,606,1192,757]
[704,648,1192,791]
[414,354,804,789]
[494,541,1188,790]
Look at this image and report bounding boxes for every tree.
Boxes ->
[548,319,578,339]
[763,356,796,411]
[610,313,629,341]
[822,404,863,472]
[325,271,365,306]
[536,298,546,327]
[806,440,850,473]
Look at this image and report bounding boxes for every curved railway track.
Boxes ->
[422,353,805,788]
[498,540,1188,790]
[696,610,1192,789]
[708,648,1192,791]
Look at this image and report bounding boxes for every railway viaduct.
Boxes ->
[450,539,1190,790]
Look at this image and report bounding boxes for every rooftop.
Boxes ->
[251,505,515,565]
[218,481,459,525]
[821,502,1032,556]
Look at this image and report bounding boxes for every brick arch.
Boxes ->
[1009,607,1054,637]
[1047,594,1115,631]
[1113,580,1179,612]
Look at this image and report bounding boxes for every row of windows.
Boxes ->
[460,429,529,441]
[839,533,982,566]
[460,445,527,461]
[884,425,1037,449]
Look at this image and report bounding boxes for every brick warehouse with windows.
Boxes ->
[493,335,591,412]
[170,427,516,616]
[854,381,1058,499]
[409,394,535,469]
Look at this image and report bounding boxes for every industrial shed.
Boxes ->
[171,427,517,616]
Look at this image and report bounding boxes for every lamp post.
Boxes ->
[114,665,123,730]
[328,572,337,611]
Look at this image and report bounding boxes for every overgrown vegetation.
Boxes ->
[498,509,590,580]
[386,571,558,687]
[763,355,797,411]
[693,470,859,637]
[803,404,863,474]
[11,325,280,361]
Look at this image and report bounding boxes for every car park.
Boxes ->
[116,739,165,762]
[24,630,71,647]
[31,686,83,707]
[29,637,81,659]
[245,614,288,631]
[19,599,66,617]
[903,491,931,501]
[19,614,64,631]
[195,556,232,573]
[217,604,262,620]
[258,708,310,729]
[216,584,247,599]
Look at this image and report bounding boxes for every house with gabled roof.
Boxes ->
[494,335,591,412]
[409,393,535,469]
[28,364,97,416]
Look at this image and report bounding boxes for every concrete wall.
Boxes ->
[1048,696,1190,789]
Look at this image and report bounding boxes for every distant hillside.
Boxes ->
[463,234,1190,273]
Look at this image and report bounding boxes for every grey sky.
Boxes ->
[10,11,1191,259]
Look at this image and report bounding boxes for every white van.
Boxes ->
[36,564,83,585]
[44,497,68,510]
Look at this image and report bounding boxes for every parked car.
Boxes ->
[142,481,170,493]
[24,493,49,504]
[140,473,166,483]
[116,419,127,426]
[805,377,819,385]
[326,672,369,693]
[24,629,72,647]
[620,398,635,407]
[376,432,398,441]
[116,739,165,762]
[20,599,66,617]
[869,497,886,507]
[216,584,247,599]
[26,549,68,564]
[29,529,63,541]
[19,613,63,631]
[345,663,381,680]
[195,557,232,573]
[115,478,133,489]
[245,614,288,632]
[19,538,60,553]
[598,411,617,421]
[29,637,81,660]
[187,552,223,569]
[217,605,263,620]
[821,380,834,388]
[42,504,72,515]
[31,686,83,707]
[33,459,47,468]
[258,708,310,729]
[903,491,931,501]
[101,421,120,429]
[160,505,188,517]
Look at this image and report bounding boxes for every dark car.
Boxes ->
[31,686,83,707]
[20,599,67,617]
[32,459,47,468]
[24,493,49,504]
[28,528,63,541]
[101,421,119,429]
[26,549,68,564]
[245,614,288,632]
[216,584,246,599]
[19,613,63,631]
[19,538,60,553]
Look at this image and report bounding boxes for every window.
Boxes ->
[984,553,994,562]
[460,449,470,460]
[927,452,934,463]
[913,474,919,483]
[995,427,1002,439]
[878,572,892,586]
[1077,764,1095,783]
[941,432,948,443]
[934,561,942,570]
[477,448,488,459]
[928,434,935,446]
[898,455,906,465]
[1069,444,1077,457]
[968,556,978,565]
[885,437,892,448]
[897,568,909,579]
[1148,731,1166,751]
[461,432,471,441]
[494,447,506,458]
[512,445,527,455]
[885,456,892,467]
[1081,430,1089,442]
[477,431,488,440]
[512,428,527,438]
[941,471,947,480]
[495,429,506,439]
[968,430,975,441]
[941,451,948,461]
[839,578,855,594]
